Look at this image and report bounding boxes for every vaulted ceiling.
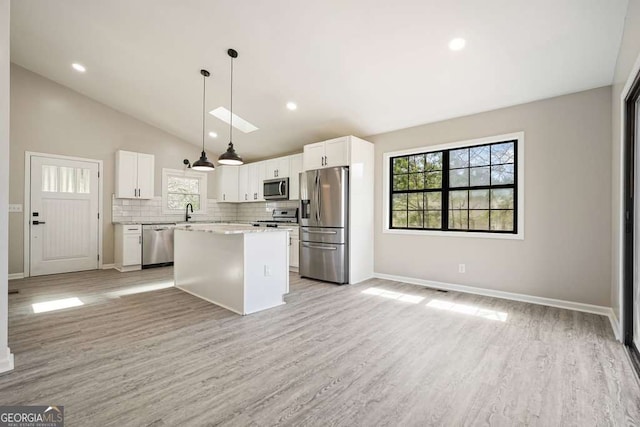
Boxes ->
[10,0,628,161]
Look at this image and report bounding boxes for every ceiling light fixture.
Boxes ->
[448,38,466,51]
[208,131,218,138]
[218,49,244,166]
[71,63,86,73]
[286,102,297,111]
[191,69,215,171]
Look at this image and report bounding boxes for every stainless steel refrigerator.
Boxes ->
[299,166,349,284]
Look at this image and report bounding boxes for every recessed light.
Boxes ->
[208,131,218,138]
[448,38,466,51]
[286,102,297,111]
[71,63,86,73]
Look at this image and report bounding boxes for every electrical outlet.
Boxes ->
[458,264,466,273]
[8,204,23,213]
[264,265,271,277]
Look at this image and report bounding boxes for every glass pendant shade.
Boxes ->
[218,142,243,165]
[192,151,215,171]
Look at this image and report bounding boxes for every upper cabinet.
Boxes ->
[115,150,154,199]
[215,165,239,202]
[303,136,349,171]
[238,161,265,202]
[264,157,290,179]
[288,154,303,200]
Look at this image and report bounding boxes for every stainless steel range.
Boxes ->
[252,209,298,228]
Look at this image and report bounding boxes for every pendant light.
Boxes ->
[218,49,244,165]
[191,69,215,171]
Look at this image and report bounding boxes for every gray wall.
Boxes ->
[368,86,612,307]
[9,65,216,273]
[0,0,12,371]
[611,0,640,324]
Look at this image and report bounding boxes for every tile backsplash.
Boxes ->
[112,196,298,223]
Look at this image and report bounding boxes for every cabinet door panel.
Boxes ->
[250,161,266,201]
[303,142,325,171]
[238,165,250,202]
[115,150,138,199]
[136,153,155,199]
[216,165,239,202]
[288,154,303,200]
[123,233,141,266]
[325,137,349,167]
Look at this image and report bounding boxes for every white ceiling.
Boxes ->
[10,0,628,161]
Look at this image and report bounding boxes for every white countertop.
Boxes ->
[175,223,292,234]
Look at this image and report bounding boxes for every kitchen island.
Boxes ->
[173,224,290,315]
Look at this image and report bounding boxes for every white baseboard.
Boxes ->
[8,273,23,280]
[101,264,115,270]
[373,272,619,339]
[608,310,622,342]
[0,347,14,374]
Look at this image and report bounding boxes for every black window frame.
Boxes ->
[388,139,518,234]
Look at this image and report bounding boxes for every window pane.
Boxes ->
[491,142,514,164]
[76,168,91,194]
[470,146,490,167]
[392,193,408,210]
[469,210,490,230]
[426,211,442,228]
[409,155,425,172]
[408,211,423,228]
[491,164,514,185]
[393,174,408,191]
[449,169,469,187]
[168,194,200,210]
[168,176,199,194]
[425,192,441,210]
[469,189,490,209]
[392,211,408,228]
[408,173,425,190]
[393,157,409,174]
[426,171,442,189]
[59,167,76,193]
[470,166,490,186]
[426,152,443,171]
[449,210,468,229]
[42,165,58,192]
[408,193,424,210]
[490,188,514,209]
[449,190,468,209]
[450,148,469,168]
[490,210,514,231]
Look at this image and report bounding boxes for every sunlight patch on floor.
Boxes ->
[426,299,508,321]
[362,287,425,304]
[107,281,175,297]
[32,297,84,313]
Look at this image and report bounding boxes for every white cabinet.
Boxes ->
[288,154,303,200]
[249,161,266,201]
[238,164,250,202]
[215,165,239,202]
[114,224,142,272]
[302,136,349,171]
[115,150,155,199]
[289,226,299,270]
[265,157,290,179]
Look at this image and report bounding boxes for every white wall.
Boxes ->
[0,0,14,373]
[9,65,219,273]
[368,86,612,307]
[611,0,640,329]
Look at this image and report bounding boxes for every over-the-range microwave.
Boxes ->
[263,177,289,200]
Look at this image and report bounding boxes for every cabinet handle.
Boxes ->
[139,235,142,244]
[223,194,226,201]
[245,194,247,201]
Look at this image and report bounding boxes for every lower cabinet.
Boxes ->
[289,227,299,270]
[115,224,142,272]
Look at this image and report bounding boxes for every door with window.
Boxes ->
[30,156,100,276]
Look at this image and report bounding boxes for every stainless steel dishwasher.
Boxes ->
[142,223,175,268]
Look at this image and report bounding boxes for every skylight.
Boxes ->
[209,107,259,133]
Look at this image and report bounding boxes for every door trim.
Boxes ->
[23,151,103,278]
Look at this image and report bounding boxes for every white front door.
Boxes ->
[30,156,100,276]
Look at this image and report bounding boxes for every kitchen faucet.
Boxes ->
[185,203,193,222]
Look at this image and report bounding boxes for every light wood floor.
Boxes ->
[1,268,639,426]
